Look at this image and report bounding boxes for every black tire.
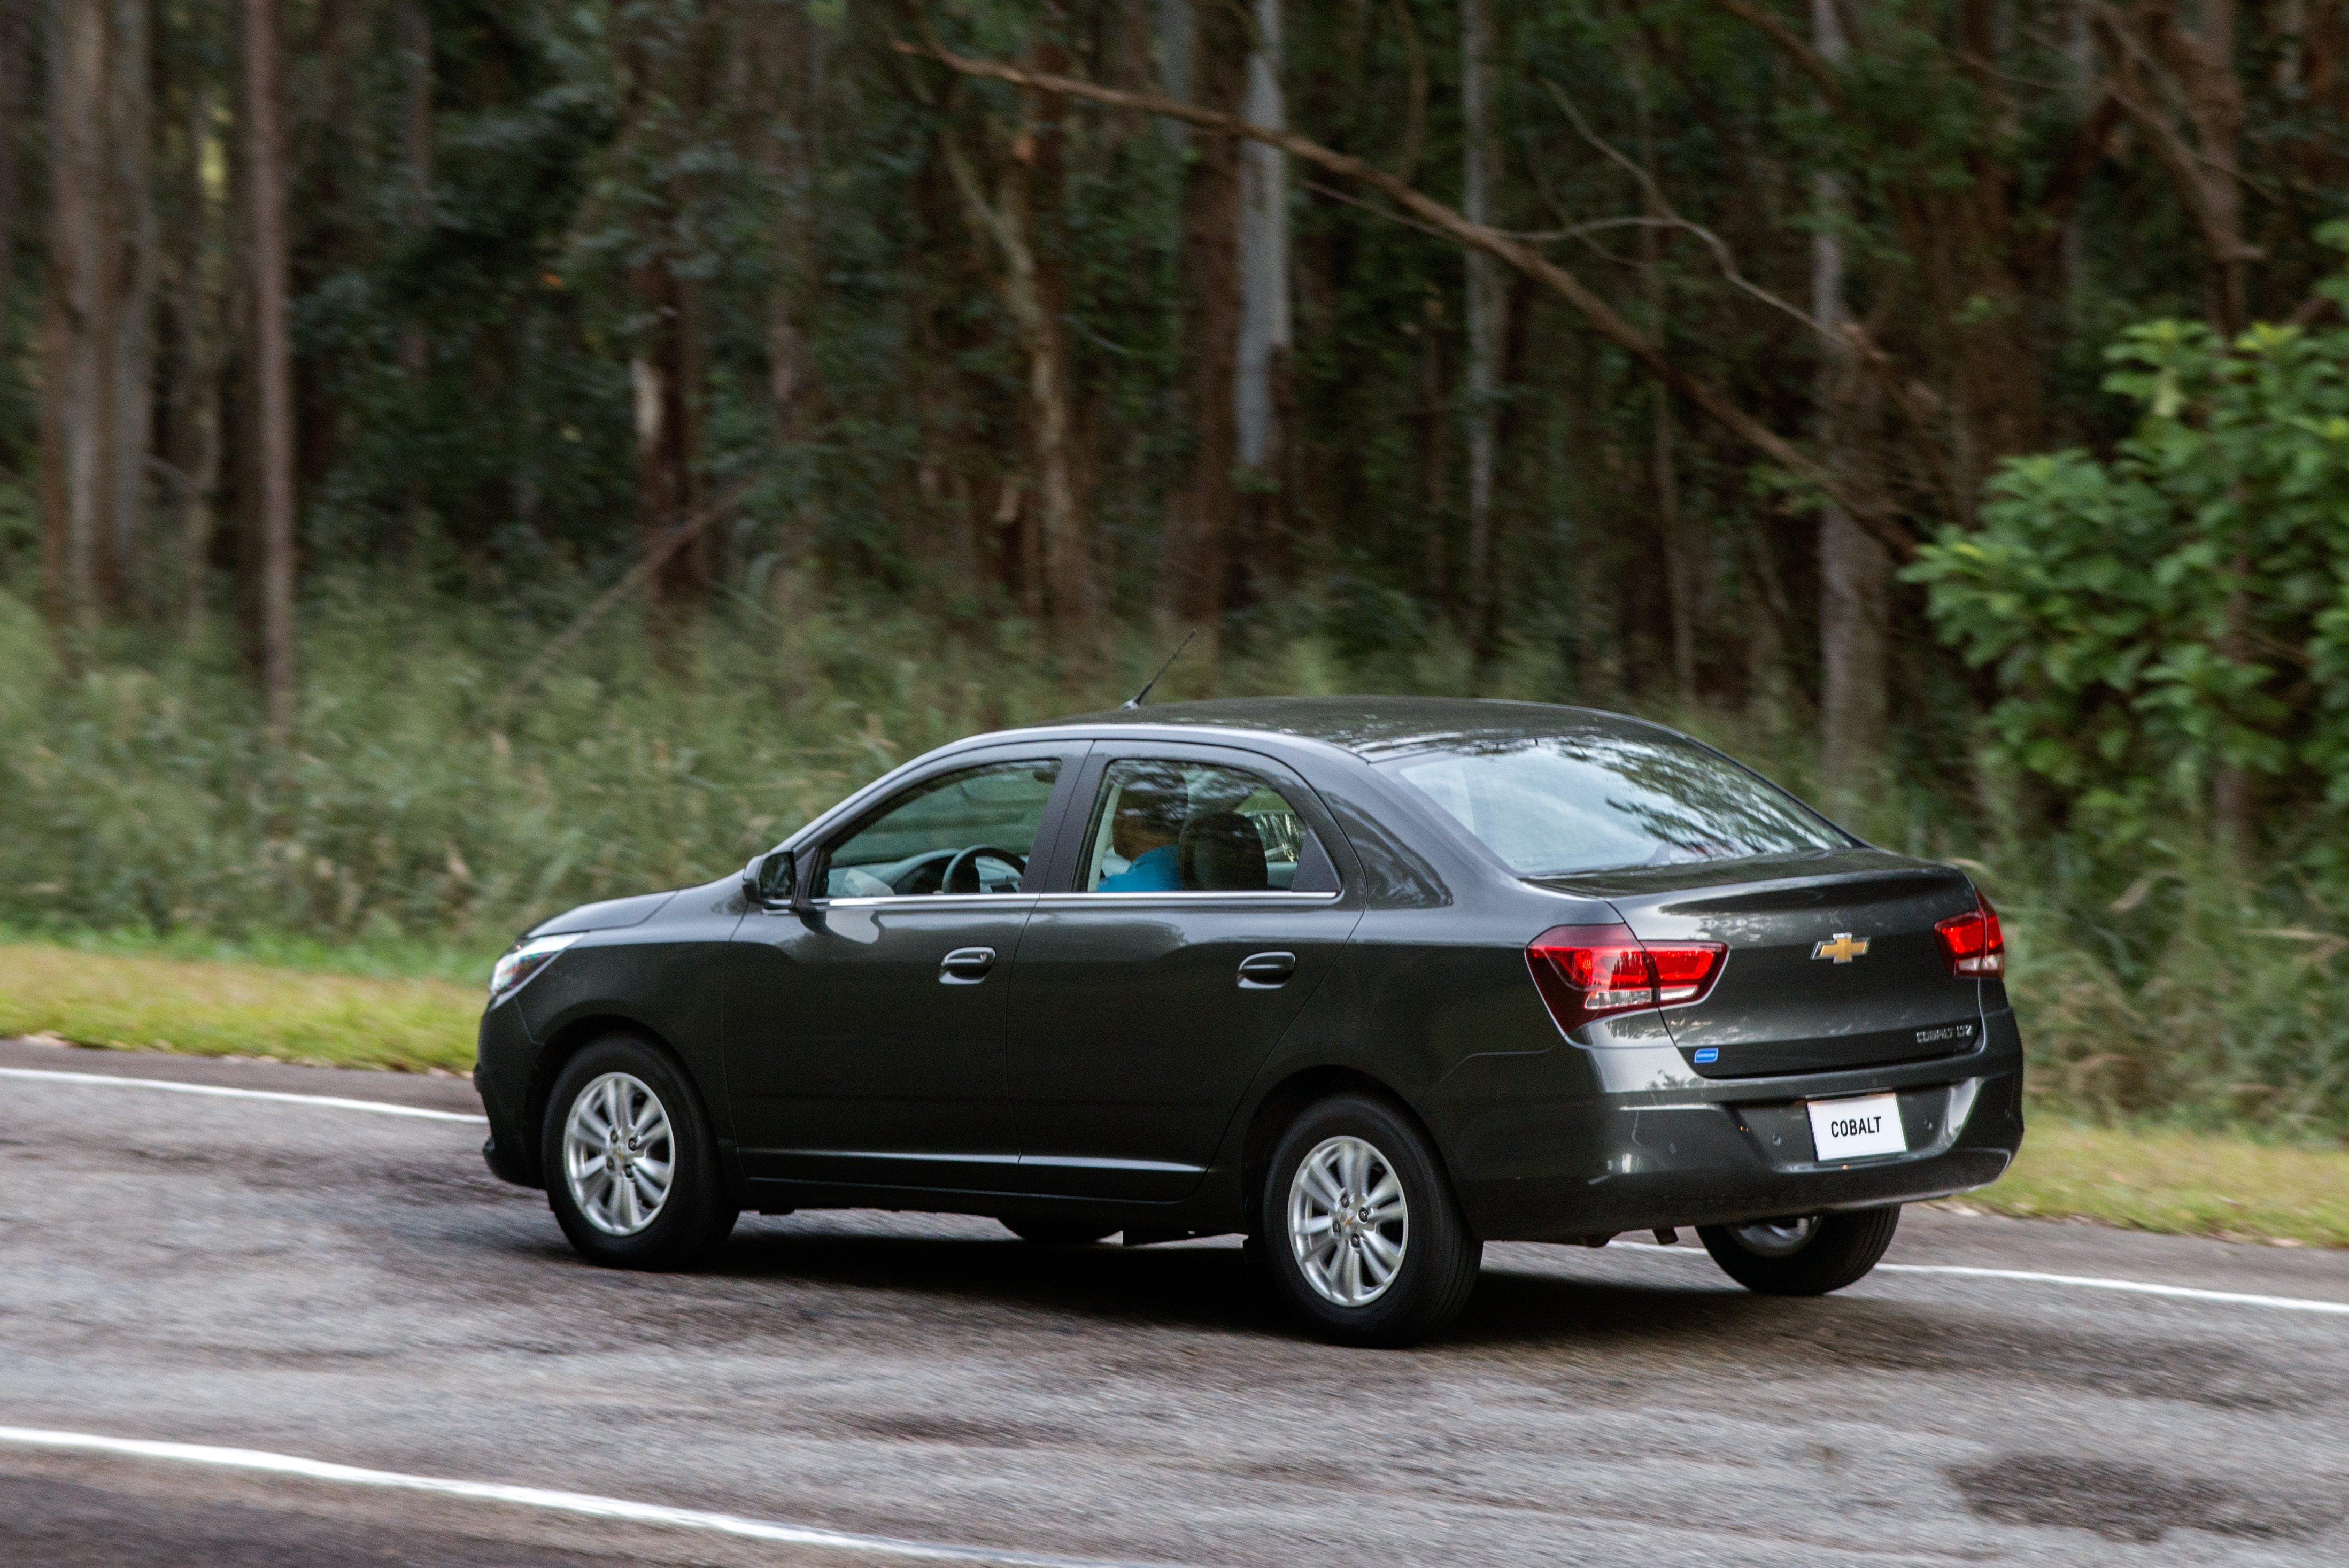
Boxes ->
[1257,1093,1481,1347]
[543,1035,737,1270]
[1000,1219,1117,1246]
[1697,1204,1900,1295]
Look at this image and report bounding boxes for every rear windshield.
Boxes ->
[1384,732,1851,877]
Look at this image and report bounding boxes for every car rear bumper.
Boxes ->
[1442,1012,2026,1242]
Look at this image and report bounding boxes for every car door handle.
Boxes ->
[939,947,996,984]
[1237,951,1297,989]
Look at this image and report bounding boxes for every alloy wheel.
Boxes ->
[1287,1134,1410,1307]
[562,1071,675,1237]
[1725,1215,1819,1257]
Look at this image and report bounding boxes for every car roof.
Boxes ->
[1035,695,1680,761]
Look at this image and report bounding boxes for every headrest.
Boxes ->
[1179,809,1269,891]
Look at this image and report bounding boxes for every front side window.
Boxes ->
[823,760,1060,897]
[1385,732,1850,877]
[1077,759,1336,893]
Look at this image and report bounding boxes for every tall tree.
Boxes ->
[940,40,1098,662]
[42,0,113,630]
[1809,0,1888,801]
[244,0,296,731]
[1461,0,1502,663]
[1162,1,1246,655]
[1235,0,1290,576]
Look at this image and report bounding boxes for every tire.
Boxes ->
[1257,1093,1481,1347]
[1696,1204,1900,1296]
[1000,1219,1116,1246]
[543,1035,737,1270]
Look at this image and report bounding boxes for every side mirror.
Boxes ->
[743,849,801,909]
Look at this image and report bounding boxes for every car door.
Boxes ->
[1004,745,1362,1202]
[725,747,1085,1196]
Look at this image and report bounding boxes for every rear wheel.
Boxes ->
[1000,1219,1116,1246]
[543,1036,736,1270]
[1696,1204,1900,1295]
[1257,1094,1481,1347]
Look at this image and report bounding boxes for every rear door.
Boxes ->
[1003,745,1361,1201]
[1589,851,1984,1077]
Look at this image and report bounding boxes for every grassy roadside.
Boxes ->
[0,941,480,1072]
[5,940,2345,1246]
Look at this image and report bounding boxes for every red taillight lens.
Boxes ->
[1527,924,1726,1037]
[1935,893,2006,977]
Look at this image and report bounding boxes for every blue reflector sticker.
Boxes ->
[1694,1047,1719,1064]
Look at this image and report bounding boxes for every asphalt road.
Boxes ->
[4,1036,2346,1567]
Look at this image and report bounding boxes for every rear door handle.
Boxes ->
[940,947,996,984]
[1238,951,1297,989]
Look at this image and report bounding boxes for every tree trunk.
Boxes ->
[1626,39,1693,705]
[171,73,226,640]
[244,0,297,732]
[1810,0,1888,804]
[107,0,155,609]
[630,265,704,637]
[1235,0,1289,590]
[1162,3,1245,654]
[1460,0,1502,667]
[43,0,112,632]
[751,0,816,447]
[939,67,1096,662]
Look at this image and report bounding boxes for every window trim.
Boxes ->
[805,752,1076,905]
[1055,748,1348,899]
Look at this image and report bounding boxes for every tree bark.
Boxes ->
[106,0,156,608]
[43,0,112,631]
[939,57,1097,661]
[751,0,816,446]
[1810,0,1889,802]
[244,0,297,732]
[169,72,226,641]
[1235,0,1290,586]
[1625,36,1693,705]
[1461,0,1503,667]
[1162,5,1247,647]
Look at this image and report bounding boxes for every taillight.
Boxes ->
[1526,924,1726,1037]
[1935,893,2006,977]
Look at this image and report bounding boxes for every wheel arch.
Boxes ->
[1239,1066,1449,1234]
[521,1013,701,1187]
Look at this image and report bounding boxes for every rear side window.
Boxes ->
[1077,759,1340,893]
[1385,733,1850,877]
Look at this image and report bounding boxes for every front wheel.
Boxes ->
[1258,1094,1481,1347]
[543,1036,736,1270]
[1696,1204,1900,1295]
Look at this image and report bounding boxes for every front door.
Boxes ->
[725,752,1078,1196]
[1006,749,1361,1201]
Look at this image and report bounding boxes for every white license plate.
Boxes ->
[1806,1093,1907,1160]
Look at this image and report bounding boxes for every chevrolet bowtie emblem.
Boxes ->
[1812,932,1869,963]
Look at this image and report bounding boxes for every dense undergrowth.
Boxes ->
[3,580,2344,1139]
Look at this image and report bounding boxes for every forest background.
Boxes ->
[3,0,2349,1144]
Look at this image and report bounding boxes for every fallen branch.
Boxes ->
[892,35,1917,560]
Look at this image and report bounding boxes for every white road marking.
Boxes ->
[13,1062,2342,1319]
[0,1065,484,1123]
[0,1426,1166,1568]
[1614,1240,2349,1316]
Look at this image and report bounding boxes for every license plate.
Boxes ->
[1806,1093,1907,1160]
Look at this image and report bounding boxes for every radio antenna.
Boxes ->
[1119,629,1197,709]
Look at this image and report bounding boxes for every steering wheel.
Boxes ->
[941,844,1026,894]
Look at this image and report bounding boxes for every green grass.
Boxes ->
[1957,1119,2349,1249]
[0,942,480,1072]
[7,940,2346,1246]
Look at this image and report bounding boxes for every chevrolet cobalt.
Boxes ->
[475,698,2021,1345]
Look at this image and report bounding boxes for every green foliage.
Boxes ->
[1908,230,2349,842]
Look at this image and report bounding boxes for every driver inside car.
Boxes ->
[1099,789,1185,891]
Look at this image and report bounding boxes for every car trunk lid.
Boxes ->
[1533,849,1984,1077]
